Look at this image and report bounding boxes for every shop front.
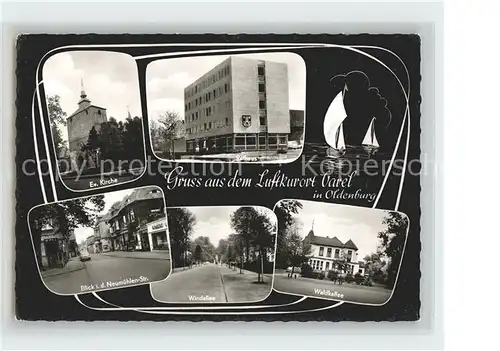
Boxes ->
[147,218,169,251]
[135,227,151,251]
[40,231,68,269]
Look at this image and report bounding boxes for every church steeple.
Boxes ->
[127,105,132,119]
[306,219,315,238]
[78,78,91,108]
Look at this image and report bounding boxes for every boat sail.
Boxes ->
[324,88,348,154]
[335,123,346,150]
[362,117,379,148]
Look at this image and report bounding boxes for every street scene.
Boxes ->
[147,53,305,163]
[151,206,276,303]
[273,200,409,305]
[43,51,145,191]
[29,186,171,295]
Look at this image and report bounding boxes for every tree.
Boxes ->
[230,207,276,283]
[230,207,258,262]
[191,236,216,263]
[167,208,196,269]
[86,126,100,151]
[363,252,388,285]
[158,110,184,160]
[98,118,124,169]
[285,229,312,276]
[274,200,303,268]
[217,238,230,263]
[29,195,105,269]
[194,245,202,264]
[228,233,244,273]
[333,251,353,275]
[377,212,408,288]
[250,210,276,283]
[122,116,144,166]
[150,119,166,153]
[47,95,68,157]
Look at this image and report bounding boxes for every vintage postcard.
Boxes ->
[15,34,421,321]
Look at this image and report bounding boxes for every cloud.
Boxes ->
[327,71,393,147]
[331,71,392,127]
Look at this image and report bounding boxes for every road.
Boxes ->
[42,254,171,295]
[151,263,272,303]
[273,275,393,305]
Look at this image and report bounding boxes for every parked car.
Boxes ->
[79,248,91,262]
[286,266,301,274]
[287,140,302,149]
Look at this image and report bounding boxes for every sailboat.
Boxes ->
[361,117,380,155]
[326,123,347,158]
[324,87,348,158]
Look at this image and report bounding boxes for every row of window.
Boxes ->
[186,118,231,134]
[234,134,287,146]
[186,65,231,98]
[185,83,231,112]
[310,260,361,273]
[109,208,136,233]
[185,100,232,123]
[317,247,353,261]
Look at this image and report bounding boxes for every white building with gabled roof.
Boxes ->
[303,228,366,276]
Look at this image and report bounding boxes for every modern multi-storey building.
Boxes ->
[183,56,290,153]
[303,229,366,276]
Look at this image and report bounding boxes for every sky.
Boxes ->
[73,188,135,244]
[187,206,276,246]
[290,200,406,261]
[42,51,142,143]
[146,52,306,123]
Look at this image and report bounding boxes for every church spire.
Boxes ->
[78,78,91,107]
[80,78,87,99]
[127,105,132,118]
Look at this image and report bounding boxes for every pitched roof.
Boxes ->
[304,230,345,248]
[343,239,358,250]
[304,230,359,251]
[68,104,107,119]
[106,187,163,221]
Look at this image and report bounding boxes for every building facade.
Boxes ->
[38,219,77,269]
[304,230,366,276]
[65,82,108,171]
[107,187,168,252]
[67,82,108,154]
[183,56,290,153]
[94,214,113,252]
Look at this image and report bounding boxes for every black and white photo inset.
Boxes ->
[150,206,277,303]
[42,51,146,191]
[27,186,171,295]
[273,200,409,305]
[146,53,306,163]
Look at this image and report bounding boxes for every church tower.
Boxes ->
[66,79,108,154]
